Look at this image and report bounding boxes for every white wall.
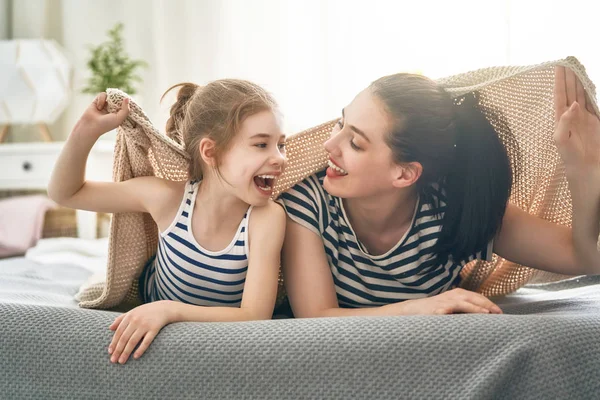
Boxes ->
[5,0,600,142]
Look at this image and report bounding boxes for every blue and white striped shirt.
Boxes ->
[140,180,252,307]
[279,170,492,308]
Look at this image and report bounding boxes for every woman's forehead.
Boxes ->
[345,89,392,139]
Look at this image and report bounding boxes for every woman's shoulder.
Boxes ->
[273,169,332,234]
[281,169,328,200]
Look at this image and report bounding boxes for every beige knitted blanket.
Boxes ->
[78,56,598,310]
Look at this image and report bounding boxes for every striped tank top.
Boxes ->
[139,180,252,307]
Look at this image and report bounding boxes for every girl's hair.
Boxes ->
[162,79,278,181]
[370,74,513,265]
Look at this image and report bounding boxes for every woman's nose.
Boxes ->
[324,130,342,156]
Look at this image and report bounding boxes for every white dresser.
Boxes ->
[0,141,114,239]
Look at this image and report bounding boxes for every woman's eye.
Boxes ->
[350,140,361,150]
[255,143,267,148]
[337,119,344,128]
[278,143,286,150]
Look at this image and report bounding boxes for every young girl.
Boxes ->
[48,79,287,364]
[280,66,600,317]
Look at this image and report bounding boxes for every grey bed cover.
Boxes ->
[1,257,599,399]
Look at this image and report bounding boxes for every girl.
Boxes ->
[48,79,287,364]
[280,66,600,317]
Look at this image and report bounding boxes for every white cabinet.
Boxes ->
[0,141,114,239]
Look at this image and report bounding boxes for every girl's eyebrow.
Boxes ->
[250,133,286,140]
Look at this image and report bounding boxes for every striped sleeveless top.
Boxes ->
[140,180,252,307]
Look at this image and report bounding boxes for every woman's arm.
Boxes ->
[282,219,501,318]
[494,67,600,275]
[493,203,580,274]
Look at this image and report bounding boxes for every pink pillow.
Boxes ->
[0,195,57,257]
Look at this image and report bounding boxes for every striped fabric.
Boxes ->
[279,170,492,308]
[140,180,251,307]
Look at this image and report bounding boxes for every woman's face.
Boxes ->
[323,88,402,199]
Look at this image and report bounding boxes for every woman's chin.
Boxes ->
[323,176,348,197]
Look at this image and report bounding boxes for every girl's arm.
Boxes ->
[494,66,600,276]
[107,201,287,364]
[48,93,179,218]
[282,218,501,319]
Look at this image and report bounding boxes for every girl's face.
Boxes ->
[323,88,401,199]
[218,110,286,206]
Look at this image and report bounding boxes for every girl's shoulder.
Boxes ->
[247,200,286,244]
[147,178,188,207]
[129,176,186,193]
[144,178,188,231]
[250,199,286,225]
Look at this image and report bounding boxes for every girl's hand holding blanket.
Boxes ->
[73,92,130,139]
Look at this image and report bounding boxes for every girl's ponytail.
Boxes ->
[162,83,200,146]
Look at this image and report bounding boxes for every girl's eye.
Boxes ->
[278,143,286,150]
[337,119,344,128]
[255,143,267,148]
[350,140,361,151]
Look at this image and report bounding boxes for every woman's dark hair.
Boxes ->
[370,73,513,264]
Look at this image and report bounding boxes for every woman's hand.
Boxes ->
[73,92,130,139]
[553,66,600,275]
[392,288,503,315]
[554,66,600,176]
[108,300,175,364]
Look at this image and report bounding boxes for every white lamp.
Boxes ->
[0,39,72,142]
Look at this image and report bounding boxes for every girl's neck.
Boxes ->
[194,175,249,229]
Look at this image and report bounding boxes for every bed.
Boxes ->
[1,254,599,399]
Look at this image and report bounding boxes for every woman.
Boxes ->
[280,66,600,317]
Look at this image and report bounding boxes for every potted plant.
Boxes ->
[83,22,147,96]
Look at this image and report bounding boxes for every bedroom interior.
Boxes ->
[1,1,600,398]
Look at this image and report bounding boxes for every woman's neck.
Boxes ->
[342,188,419,255]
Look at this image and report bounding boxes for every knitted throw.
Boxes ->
[77,56,598,309]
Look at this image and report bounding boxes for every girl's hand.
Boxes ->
[108,300,174,364]
[554,66,600,176]
[73,93,130,139]
[394,288,503,315]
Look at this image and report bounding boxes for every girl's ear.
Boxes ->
[198,137,217,166]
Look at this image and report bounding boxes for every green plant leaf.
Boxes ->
[82,22,147,95]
